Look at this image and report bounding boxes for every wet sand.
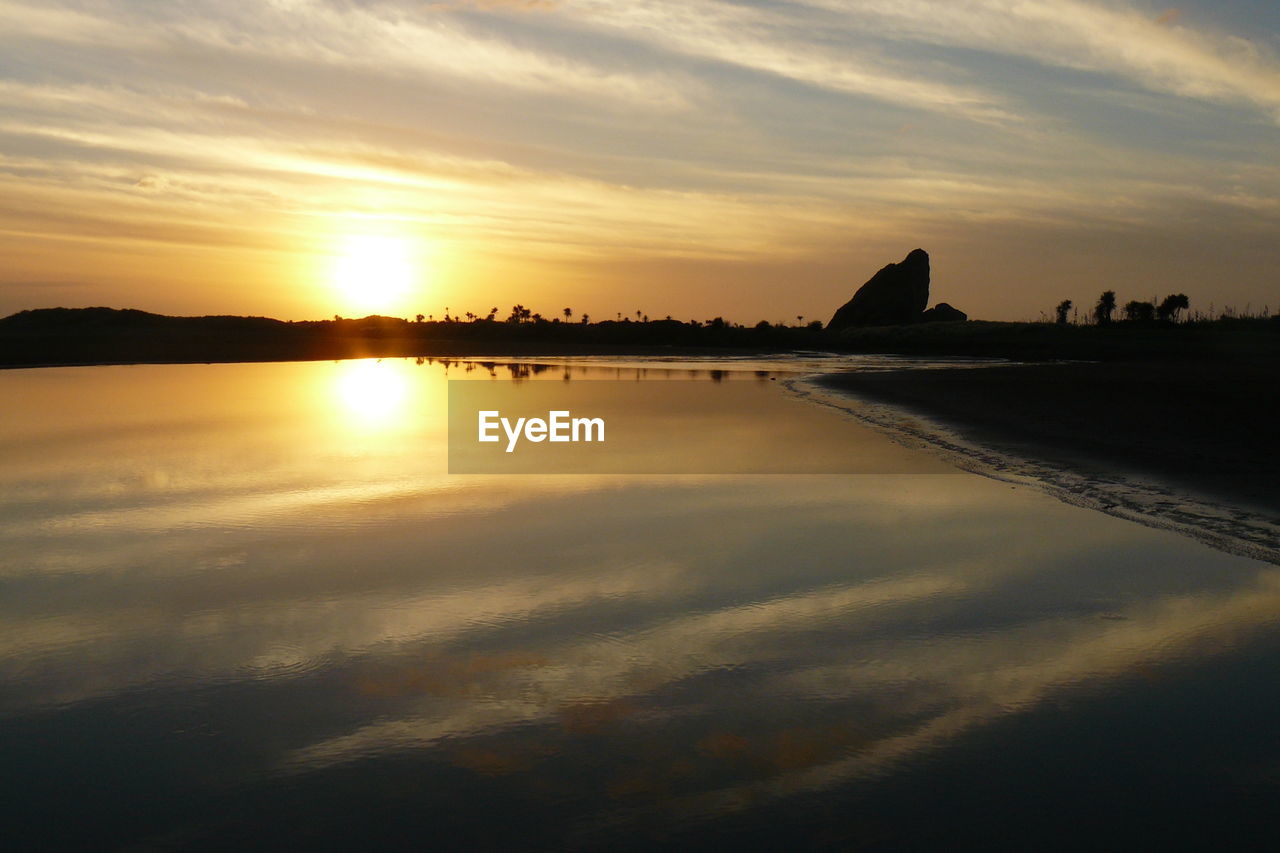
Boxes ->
[816,359,1279,520]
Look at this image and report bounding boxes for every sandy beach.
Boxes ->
[814,359,1279,564]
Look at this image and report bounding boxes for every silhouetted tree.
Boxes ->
[1094,290,1117,325]
[415,313,424,323]
[1157,293,1190,323]
[563,307,572,321]
[1054,300,1072,325]
[1124,300,1155,322]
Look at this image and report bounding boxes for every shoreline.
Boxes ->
[0,340,811,370]
[802,362,1280,566]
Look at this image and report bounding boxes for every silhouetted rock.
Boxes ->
[920,303,967,323]
[827,249,930,330]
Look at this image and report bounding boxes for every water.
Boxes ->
[2,358,1277,850]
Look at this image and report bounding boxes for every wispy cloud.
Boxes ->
[0,0,152,47]
[1,0,1277,319]
[795,0,1280,121]
[560,0,1018,123]
[0,0,693,110]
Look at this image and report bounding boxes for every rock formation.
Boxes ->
[826,249,969,328]
[826,248,931,330]
[919,302,967,323]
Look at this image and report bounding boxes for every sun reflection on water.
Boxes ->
[334,359,412,429]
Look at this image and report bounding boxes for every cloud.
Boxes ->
[0,0,692,110]
[564,0,1017,123]
[428,0,560,10]
[0,0,151,48]
[794,0,1280,121]
[2,1,1278,319]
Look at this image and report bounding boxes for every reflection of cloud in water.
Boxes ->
[600,569,1280,835]
[1,474,1045,704]
[282,570,967,770]
[281,564,1280,793]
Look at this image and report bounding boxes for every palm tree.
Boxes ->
[1094,290,1117,325]
[563,307,572,321]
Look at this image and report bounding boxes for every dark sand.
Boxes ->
[818,360,1279,517]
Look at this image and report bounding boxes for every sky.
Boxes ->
[1,0,1278,323]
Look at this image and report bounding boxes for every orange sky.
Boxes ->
[1,1,1278,323]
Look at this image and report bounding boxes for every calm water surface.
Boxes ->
[2,358,1277,850]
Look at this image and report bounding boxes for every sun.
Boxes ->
[330,233,421,315]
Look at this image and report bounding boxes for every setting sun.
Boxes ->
[330,234,422,316]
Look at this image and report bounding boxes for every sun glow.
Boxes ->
[330,234,422,315]
[334,359,411,428]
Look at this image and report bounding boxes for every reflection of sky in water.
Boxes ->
[1,358,1277,848]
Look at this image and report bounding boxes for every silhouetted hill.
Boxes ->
[0,307,288,332]
[0,307,828,367]
[0,307,312,366]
